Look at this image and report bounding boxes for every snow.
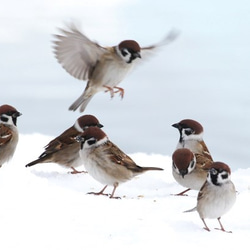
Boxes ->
[0,134,249,250]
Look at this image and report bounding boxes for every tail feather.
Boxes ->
[183,207,197,213]
[69,86,95,112]
[139,166,164,172]
[25,154,51,167]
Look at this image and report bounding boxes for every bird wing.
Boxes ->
[104,141,139,170]
[139,29,180,60]
[53,24,107,81]
[0,124,13,146]
[195,153,213,171]
[40,127,78,157]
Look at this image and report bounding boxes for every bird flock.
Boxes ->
[0,23,236,233]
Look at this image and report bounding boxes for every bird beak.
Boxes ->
[134,52,141,59]
[97,123,104,128]
[172,123,180,129]
[75,135,84,143]
[13,111,22,118]
[179,169,188,178]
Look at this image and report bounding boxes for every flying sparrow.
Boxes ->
[76,127,164,199]
[53,23,179,112]
[0,104,22,168]
[172,119,213,161]
[172,148,213,195]
[25,115,103,174]
[185,162,236,233]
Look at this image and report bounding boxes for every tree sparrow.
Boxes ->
[172,148,213,195]
[76,127,164,199]
[0,104,22,168]
[53,23,179,112]
[185,162,236,233]
[25,115,103,174]
[172,119,213,161]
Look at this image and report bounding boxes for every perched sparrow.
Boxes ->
[25,115,103,174]
[185,162,236,233]
[172,119,213,161]
[0,104,22,168]
[172,148,213,195]
[76,127,164,199]
[53,23,179,112]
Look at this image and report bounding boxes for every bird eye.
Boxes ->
[0,116,8,123]
[121,49,128,57]
[87,138,97,146]
[210,168,217,175]
[184,128,194,136]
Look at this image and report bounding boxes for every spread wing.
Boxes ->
[140,29,180,60]
[0,124,13,146]
[52,23,107,81]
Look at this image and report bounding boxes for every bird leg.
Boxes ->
[201,219,211,232]
[172,188,190,196]
[103,85,115,98]
[215,217,232,233]
[113,87,124,99]
[70,167,87,174]
[109,183,121,199]
[87,185,109,197]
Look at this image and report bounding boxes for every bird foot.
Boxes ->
[70,167,87,174]
[215,228,232,233]
[113,87,124,99]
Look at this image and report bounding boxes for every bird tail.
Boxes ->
[140,166,164,172]
[25,153,50,167]
[183,207,197,213]
[69,85,95,112]
[26,158,43,167]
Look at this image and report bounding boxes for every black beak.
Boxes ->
[134,52,141,59]
[97,123,104,128]
[13,111,22,118]
[172,123,180,129]
[179,169,188,178]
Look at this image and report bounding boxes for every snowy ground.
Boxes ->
[0,134,249,250]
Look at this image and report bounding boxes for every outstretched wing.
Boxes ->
[53,23,107,81]
[140,29,180,60]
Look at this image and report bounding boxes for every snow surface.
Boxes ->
[0,134,249,250]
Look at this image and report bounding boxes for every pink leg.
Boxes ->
[114,87,125,98]
[70,167,87,174]
[88,185,109,197]
[215,217,232,233]
[104,85,115,98]
[201,218,211,232]
[172,188,190,196]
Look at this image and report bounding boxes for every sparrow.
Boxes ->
[0,104,22,168]
[185,162,236,233]
[25,115,103,174]
[53,23,179,112]
[76,127,164,199]
[172,119,213,161]
[172,148,213,195]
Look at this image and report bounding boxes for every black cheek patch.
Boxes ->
[221,173,228,179]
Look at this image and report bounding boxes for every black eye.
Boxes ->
[87,138,97,146]
[184,128,194,136]
[221,173,228,179]
[0,116,8,122]
[121,49,128,57]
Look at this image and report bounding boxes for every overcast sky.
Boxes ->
[1,0,250,170]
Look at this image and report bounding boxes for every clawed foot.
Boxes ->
[104,86,124,99]
[215,228,232,233]
[70,167,87,174]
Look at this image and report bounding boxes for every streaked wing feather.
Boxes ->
[53,24,107,80]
